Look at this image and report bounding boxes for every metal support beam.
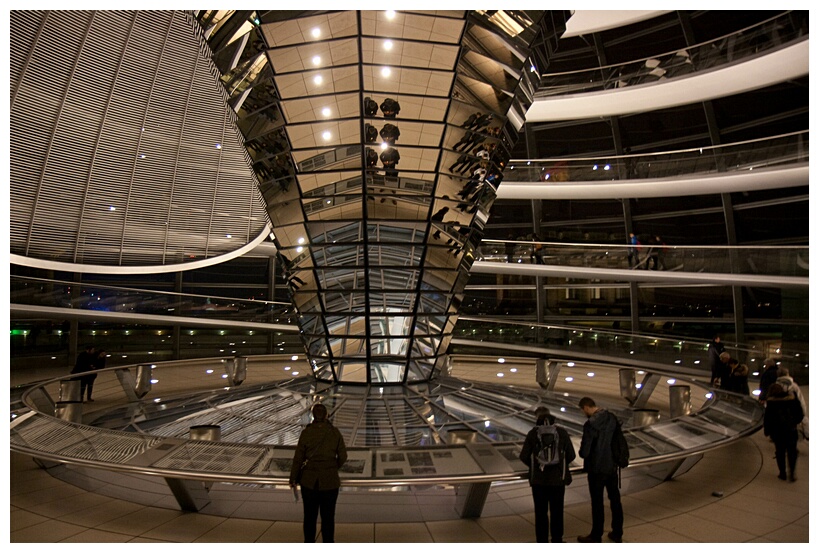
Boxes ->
[632,372,661,409]
[164,477,212,512]
[455,482,491,518]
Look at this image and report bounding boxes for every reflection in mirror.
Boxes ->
[279,92,360,124]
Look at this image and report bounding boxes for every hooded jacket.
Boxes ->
[579,409,618,475]
[775,376,807,420]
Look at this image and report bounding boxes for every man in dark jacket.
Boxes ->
[290,403,348,542]
[519,406,576,543]
[577,396,624,543]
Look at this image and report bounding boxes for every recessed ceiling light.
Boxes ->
[311,27,320,38]
[383,40,393,50]
[322,131,331,140]
[321,107,331,117]
[312,55,321,65]
[313,75,323,85]
[381,67,391,77]
[385,10,396,19]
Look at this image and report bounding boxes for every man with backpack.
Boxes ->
[577,396,626,543]
[519,406,576,543]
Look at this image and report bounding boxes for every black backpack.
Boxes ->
[611,417,630,469]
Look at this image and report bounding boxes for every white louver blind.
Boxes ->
[9,10,268,269]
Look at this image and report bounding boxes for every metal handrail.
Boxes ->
[12,355,763,487]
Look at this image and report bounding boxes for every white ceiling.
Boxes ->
[563,10,674,37]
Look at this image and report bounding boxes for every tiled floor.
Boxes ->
[10,402,810,543]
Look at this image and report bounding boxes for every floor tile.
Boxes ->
[375,521,434,542]
[11,519,87,542]
[9,508,50,531]
[332,522,375,542]
[140,512,225,542]
[475,514,535,542]
[59,528,134,542]
[193,518,274,542]
[425,519,494,542]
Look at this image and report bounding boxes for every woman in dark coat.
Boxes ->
[290,403,348,542]
[763,383,804,482]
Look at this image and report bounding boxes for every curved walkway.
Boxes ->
[525,39,808,122]
[9,359,808,543]
[10,404,808,542]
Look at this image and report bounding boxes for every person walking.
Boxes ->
[290,403,348,542]
[519,406,576,543]
[763,383,804,481]
[577,397,624,543]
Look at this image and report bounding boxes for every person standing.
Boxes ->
[758,358,779,403]
[725,357,750,395]
[519,406,576,543]
[708,335,727,387]
[763,383,804,481]
[70,345,96,396]
[577,397,624,543]
[290,403,348,542]
[775,367,808,439]
[82,349,106,402]
[627,233,640,268]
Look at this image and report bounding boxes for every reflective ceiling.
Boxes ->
[209,10,548,384]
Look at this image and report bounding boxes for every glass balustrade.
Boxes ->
[534,11,807,98]
[9,276,294,324]
[503,131,808,184]
[475,241,809,278]
[451,317,808,382]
